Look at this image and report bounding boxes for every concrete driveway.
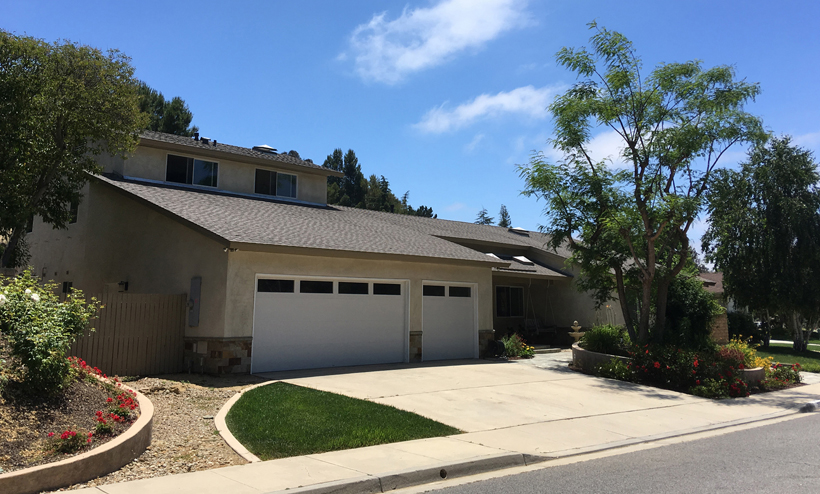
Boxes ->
[258,352,819,457]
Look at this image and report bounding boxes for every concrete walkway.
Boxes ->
[72,352,820,494]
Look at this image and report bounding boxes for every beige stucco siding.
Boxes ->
[225,251,494,339]
[26,181,230,339]
[100,146,328,204]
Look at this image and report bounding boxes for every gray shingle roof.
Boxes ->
[139,130,332,174]
[95,175,571,267]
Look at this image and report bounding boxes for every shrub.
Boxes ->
[727,311,761,342]
[500,333,534,358]
[580,324,628,356]
[690,378,728,399]
[0,270,101,394]
[725,336,772,370]
[664,273,723,349]
[595,358,631,381]
[759,362,802,391]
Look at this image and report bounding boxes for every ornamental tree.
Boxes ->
[0,31,146,267]
[703,137,820,350]
[519,22,766,345]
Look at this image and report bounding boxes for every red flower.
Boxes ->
[48,432,55,437]
[653,362,661,369]
[693,359,699,368]
[107,397,113,403]
[88,432,93,437]
[696,380,701,385]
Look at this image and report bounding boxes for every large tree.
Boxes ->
[519,22,766,344]
[498,205,512,228]
[475,208,494,225]
[323,148,436,217]
[0,31,146,268]
[703,137,820,350]
[137,82,198,136]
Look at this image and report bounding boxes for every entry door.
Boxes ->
[422,283,477,361]
[251,277,407,372]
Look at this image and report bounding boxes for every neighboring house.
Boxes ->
[699,271,731,344]
[25,131,623,374]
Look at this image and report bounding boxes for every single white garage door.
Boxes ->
[252,277,407,372]
[422,283,477,361]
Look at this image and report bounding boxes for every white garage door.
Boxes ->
[422,283,477,361]
[251,277,407,373]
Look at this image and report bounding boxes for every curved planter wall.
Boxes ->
[0,384,153,494]
[572,343,631,374]
[739,367,765,385]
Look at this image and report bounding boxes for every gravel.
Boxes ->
[54,373,268,491]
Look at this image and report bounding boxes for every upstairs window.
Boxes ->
[255,169,297,199]
[68,199,79,224]
[166,154,218,187]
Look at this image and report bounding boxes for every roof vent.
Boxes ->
[513,255,535,265]
[200,137,211,144]
[193,132,200,141]
[508,227,530,237]
[253,145,278,154]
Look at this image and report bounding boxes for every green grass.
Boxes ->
[225,382,461,460]
[756,343,820,373]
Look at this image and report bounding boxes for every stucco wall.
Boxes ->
[224,251,494,339]
[26,181,230,339]
[100,146,328,205]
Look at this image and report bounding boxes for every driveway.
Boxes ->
[258,352,819,457]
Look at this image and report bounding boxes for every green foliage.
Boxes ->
[475,207,494,225]
[579,324,628,356]
[689,379,729,399]
[704,136,820,349]
[664,273,723,349]
[225,382,459,460]
[727,311,761,342]
[0,31,146,268]
[137,81,198,136]
[0,270,101,394]
[323,148,436,217]
[518,22,765,345]
[500,333,534,358]
[759,362,801,390]
[595,357,631,381]
[498,205,512,228]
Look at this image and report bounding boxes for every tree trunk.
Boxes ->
[637,278,652,344]
[654,279,670,345]
[614,266,637,343]
[0,226,23,268]
[791,311,806,352]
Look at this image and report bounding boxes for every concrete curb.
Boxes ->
[264,452,534,494]
[214,380,276,463]
[0,381,153,494]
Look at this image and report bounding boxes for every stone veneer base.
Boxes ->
[0,382,153,494]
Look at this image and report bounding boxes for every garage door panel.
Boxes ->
[252,279,406,373]
[422,284,476,361]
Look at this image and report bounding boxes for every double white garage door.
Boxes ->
[251,276,476,373]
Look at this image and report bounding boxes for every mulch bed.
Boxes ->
[0,377,137,473]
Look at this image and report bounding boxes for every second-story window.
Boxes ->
[255,169,297,199]
[166,154,218,187]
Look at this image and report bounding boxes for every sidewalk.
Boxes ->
[71,353,820,494]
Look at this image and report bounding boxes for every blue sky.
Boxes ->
[5,0,820,252]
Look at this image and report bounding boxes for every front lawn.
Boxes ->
[225,382,460,460]
[757,344,820,373]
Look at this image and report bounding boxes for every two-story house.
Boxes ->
[25,130,622,374]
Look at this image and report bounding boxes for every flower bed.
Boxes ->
[0,357,153,494]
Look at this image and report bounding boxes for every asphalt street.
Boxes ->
[422,413,820,494]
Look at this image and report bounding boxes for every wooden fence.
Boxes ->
[70,293,187,376]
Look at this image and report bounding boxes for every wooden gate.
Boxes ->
[70,293,187,376]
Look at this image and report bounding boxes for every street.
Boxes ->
[420,414,820,494]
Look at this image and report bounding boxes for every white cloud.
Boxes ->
[345,0,530,84]
[464,133,485,152]
[541,129,629,169]
[415,85,560,134]
[794,130,820,149]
